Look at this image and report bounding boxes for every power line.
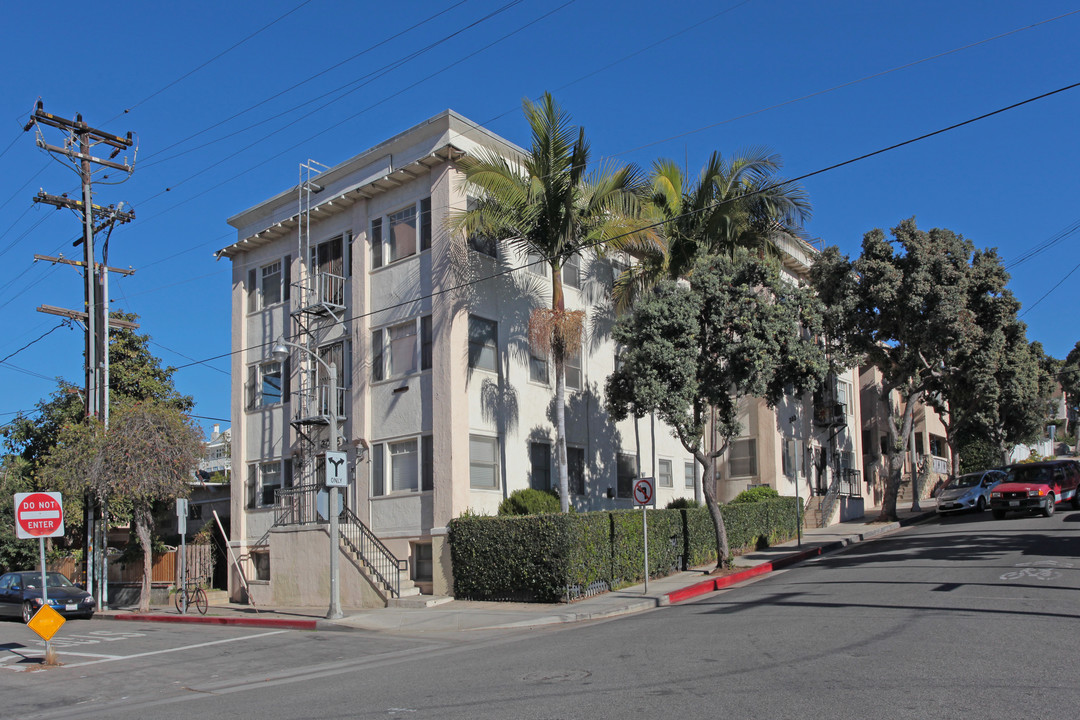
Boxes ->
[106,0,316,123]
[173,79,1080,372]
[0,322,69,366]
[140,0,472,164]
[1020,258,1080,317]
[1005,217,1080,270]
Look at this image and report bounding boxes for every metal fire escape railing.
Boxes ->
[815,469,862,526]
[273,486,406,598]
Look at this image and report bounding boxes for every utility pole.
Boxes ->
[24,101,136,610]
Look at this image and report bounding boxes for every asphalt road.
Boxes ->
[5,508,1080,719]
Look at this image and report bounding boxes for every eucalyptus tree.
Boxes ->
[454,93,646,511]
[612,149,811,312]
[1061,341,1080,436]
[606,251,828,566]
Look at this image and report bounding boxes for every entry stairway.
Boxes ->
[274,486,420,605]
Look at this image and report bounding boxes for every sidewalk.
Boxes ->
[98,501,937,633]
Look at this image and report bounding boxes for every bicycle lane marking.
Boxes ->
[5,630,289,671]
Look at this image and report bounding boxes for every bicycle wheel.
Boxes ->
[193,587,208,615]
[175,588,185,614]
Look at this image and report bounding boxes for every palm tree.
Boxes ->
[454,93,646,511]
[612,148,811,312]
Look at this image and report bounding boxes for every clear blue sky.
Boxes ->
[1,0,1078,437]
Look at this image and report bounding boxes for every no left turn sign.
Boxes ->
[14,492,65,539]
[632,477,655,507]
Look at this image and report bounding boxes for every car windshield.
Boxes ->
[1006,466,1053,484]
[18,572,75,588]
[950,475,982,489]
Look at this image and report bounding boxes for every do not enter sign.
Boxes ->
[14,492,65,539]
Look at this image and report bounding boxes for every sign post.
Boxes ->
[15,492,65,665]
[176,498,188,614]
[632,477,656,593]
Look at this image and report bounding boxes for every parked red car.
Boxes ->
[990,461,1080,519]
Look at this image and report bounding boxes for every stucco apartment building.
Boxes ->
[218,111,699,607]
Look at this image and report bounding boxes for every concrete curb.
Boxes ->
[662,513,935,607]
[98,613,318,631]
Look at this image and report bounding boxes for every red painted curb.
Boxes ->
[666,542,842,605]
[99,613,317,631]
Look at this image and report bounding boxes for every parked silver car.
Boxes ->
[937,469,1006,514]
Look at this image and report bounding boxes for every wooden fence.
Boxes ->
[49,544,216,588]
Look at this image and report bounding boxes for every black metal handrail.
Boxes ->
[275,485,323,526]
[339,506,407,598]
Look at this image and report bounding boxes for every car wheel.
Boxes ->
[992,509,1006,520]
[21,601,34,624]
[976,497,986,512]
[1043,494,1056,518]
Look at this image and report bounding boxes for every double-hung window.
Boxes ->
[530,442,551,490]
[782,438,801,479]
[526,249,546,277]
[371,197,431,269]
[468,316,498,372]
[469,435,500,490]
[465,197,497,257]
[685,461,696,489]
[729,438,757,478]
[617,453,637,499]
[370,435,433,495]
[568,446,585,495]
[562,254,581,289]
[658,459,673,488]
[371,316,431,381]
[247,256,291,312]
[529,347,549,384]
[246,458,292,509]
[247,360,288,410]
[565,348,582,390]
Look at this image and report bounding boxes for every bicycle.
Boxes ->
[174,575,209,615]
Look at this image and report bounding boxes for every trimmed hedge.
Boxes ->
[448,497,801,602]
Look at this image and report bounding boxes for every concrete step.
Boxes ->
[205,589,230,606]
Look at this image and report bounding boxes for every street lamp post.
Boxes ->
[271,337,343,620]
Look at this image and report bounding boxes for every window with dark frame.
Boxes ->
[468,316,498,371]
[729,438,757,478]
[617,453,637,499]
[530,442,551,490]
[568,446,585,495]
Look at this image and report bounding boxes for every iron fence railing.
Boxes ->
[339,506,407,599]
[293,384,345,419]
[275,485,323,526]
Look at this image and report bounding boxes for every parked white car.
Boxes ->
[936,469,1006,514]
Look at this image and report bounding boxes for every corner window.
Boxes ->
[617,453,637,499]
[370,435,433,496]
[470,435,500,489]
[729,438,757,478]
[370,198,430,269]
[468,316,498,372]
[658,459,673,488]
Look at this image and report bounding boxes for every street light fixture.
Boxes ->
[270,336,344,620]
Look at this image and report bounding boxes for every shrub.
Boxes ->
[497,488,560,516]
[666,497,701,509]
[731,486,780,503]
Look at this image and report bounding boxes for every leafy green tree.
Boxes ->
[1,313,194,575]
[454,93,645,512]
[613,149,810,312]
[811,218,1036,520]
[39,399,202,611]
[1060,341,1080,436]
[606,252,828,566]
